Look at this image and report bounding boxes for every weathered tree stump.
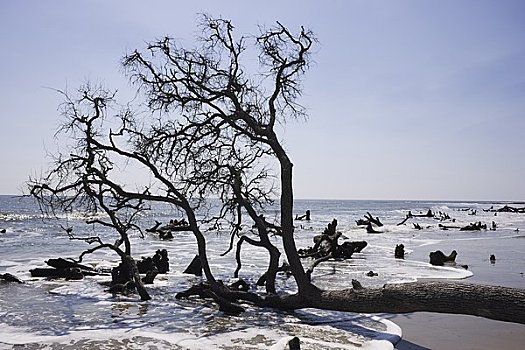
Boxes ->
[0,273,24,284]
[395,244,405,259]
[183,255,203,276]
[429,250,457,266]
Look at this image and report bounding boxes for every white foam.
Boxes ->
[0,320,400,350]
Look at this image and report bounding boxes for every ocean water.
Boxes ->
[1,196,524,349]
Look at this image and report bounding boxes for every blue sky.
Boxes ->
[1,0,524,200]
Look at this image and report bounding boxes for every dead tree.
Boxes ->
[28,16,525,324]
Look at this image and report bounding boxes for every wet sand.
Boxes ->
[391,312,525,350]
[389,232,525,350]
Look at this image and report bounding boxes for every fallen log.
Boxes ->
[46,258,94,271]
[307,282,525,324]
[30,267,84,280]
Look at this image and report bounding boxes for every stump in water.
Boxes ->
[395,244,405,259]
[153,249,170,274]
[429,250,457,266]
[183,255,203,276]
[0,273,24,284]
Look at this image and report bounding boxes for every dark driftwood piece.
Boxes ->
[460,222,487,231]
[46,258,94,271]
[395,244,405,259]
[142,269,159,284]
[497,205,525,213]
[364,212,383,227]
[30,267,84,280]
[438,224,461,230]
[429,250,457,266]
[366,222,381,234]
[0,273,24,284]
[295,209,311,221]
[183,255,203,276]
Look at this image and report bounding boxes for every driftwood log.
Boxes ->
[306,282,525,324]
[175,280,525,325]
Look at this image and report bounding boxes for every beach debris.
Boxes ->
[438,224,461,230]
[298,219,368,280]
[365,212,383,226]
[0,273,24,284]
[145,219,190,240]
[298,219,367,260]
[355,218,369,226]
[295,209,311,221]
[288,336,301,350]
[496,205,525,213]
[395,244,405,259]
[460,222,487,231]
[137,249,169,274]
[30,257,105,280]
[366,222,382,233]
[356,212,383,227]
[183,255,203,276]
[409,209,434,218]
[142,269,159,284]
[429,250,457,266]
[351,279,364,290]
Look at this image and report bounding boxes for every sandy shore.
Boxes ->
[388,232,525,350]
[390,312,525,350]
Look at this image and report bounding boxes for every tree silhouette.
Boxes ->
[29,15,525,323]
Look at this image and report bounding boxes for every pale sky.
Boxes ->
[1,0,524,201]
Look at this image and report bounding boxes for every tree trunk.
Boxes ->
[304,282,525,324]
[122,255,151,301]
[279,158,315,294]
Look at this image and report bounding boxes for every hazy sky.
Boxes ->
[1,0,524,201]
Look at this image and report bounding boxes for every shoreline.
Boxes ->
[390,230,525,349]
[392,312,525,350]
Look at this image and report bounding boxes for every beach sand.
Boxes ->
[391,312,525,350]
